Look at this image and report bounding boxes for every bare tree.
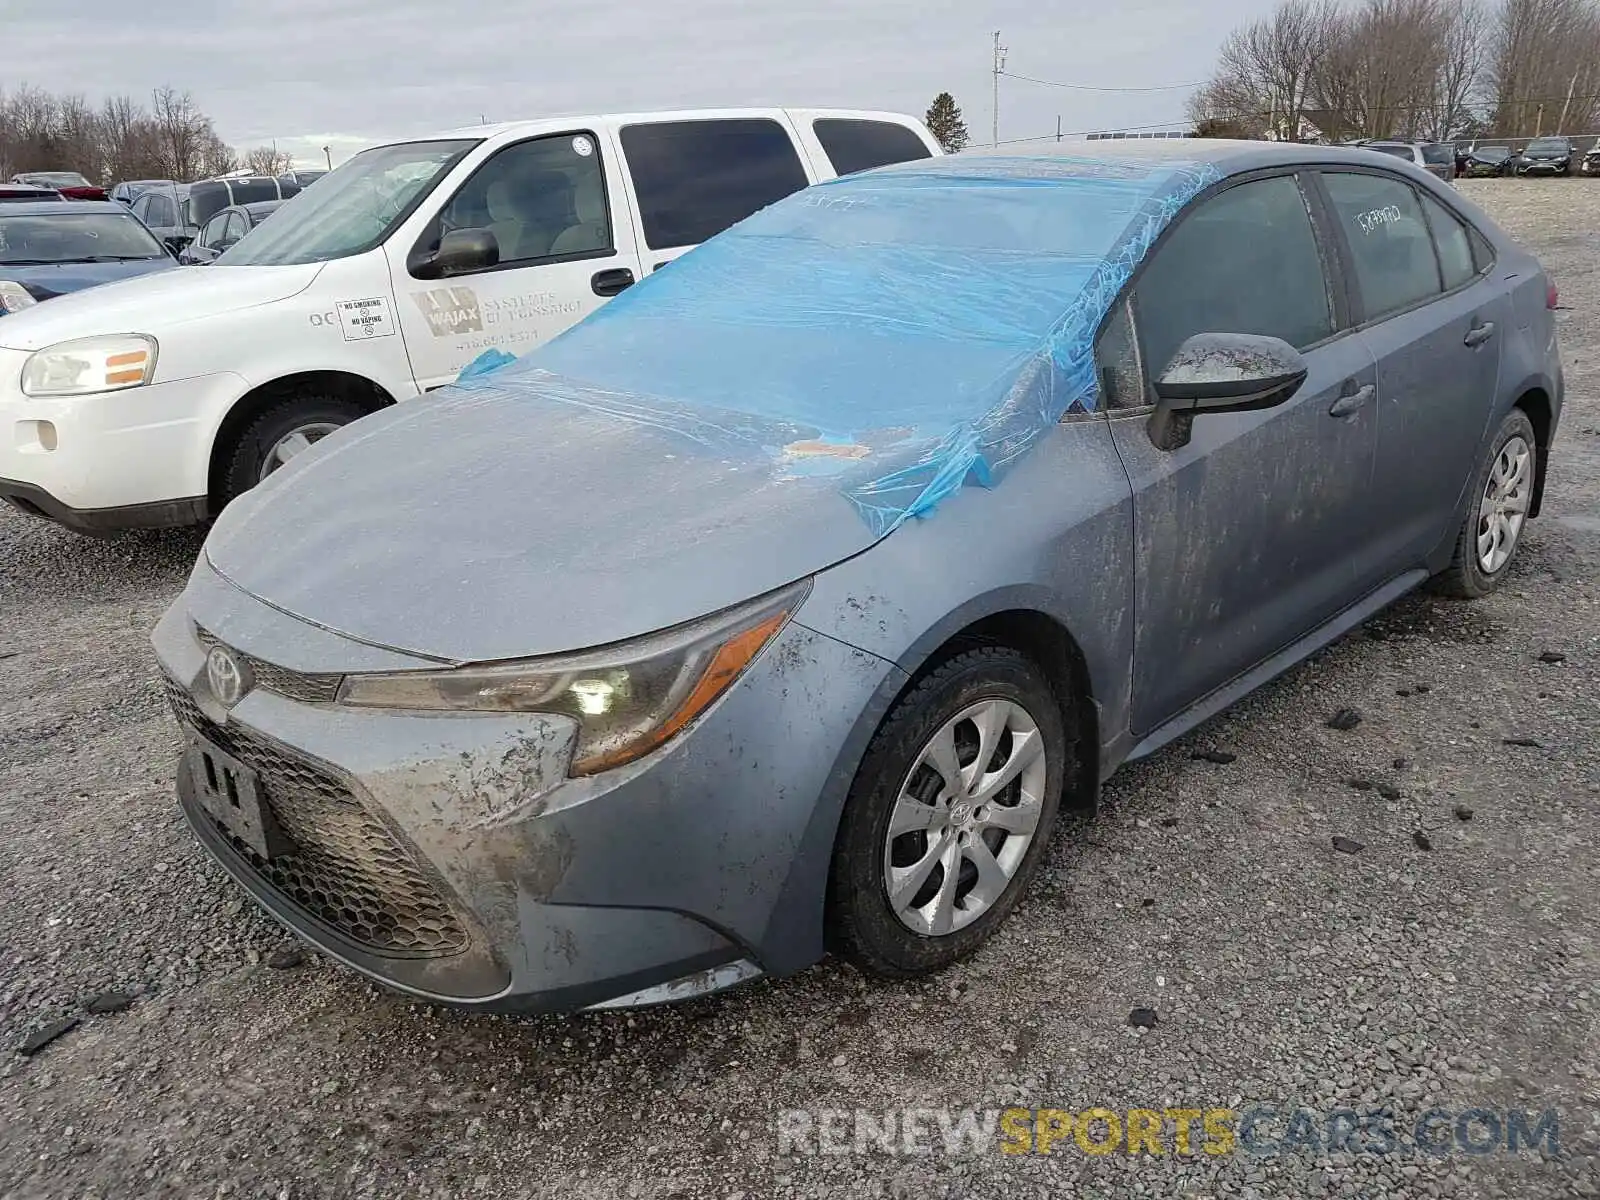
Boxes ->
[1189,0,1340,139]
[1489,0,1600,135]
[243,145,294,176]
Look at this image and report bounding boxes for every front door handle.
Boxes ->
[1464,320,1496,347]
[591,267,635,297]
[1328,383,1376,418]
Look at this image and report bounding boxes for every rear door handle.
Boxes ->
[1328,383,1376,418]
[1464,320,1495,347]
[591,267,635,297]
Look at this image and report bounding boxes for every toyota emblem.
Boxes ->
[205,645,251,707]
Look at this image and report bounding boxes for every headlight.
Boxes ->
[0,281,38,315]
[337,579,812,775]
[20,334,158,397]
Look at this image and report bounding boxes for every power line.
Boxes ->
[999,68,1202,94]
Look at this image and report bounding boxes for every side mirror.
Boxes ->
[1147,332,1308,452]
[412,228,499,279]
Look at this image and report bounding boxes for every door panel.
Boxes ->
[387,129,643,391]
[1111,334,1379,735]
[1098,171,1382,736]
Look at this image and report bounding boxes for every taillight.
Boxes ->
[1546,280,1559,309]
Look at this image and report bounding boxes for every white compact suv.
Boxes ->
[0,107,940,534]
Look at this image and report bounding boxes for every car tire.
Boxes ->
[826,647,1068,979]
[218,394,369,508]
[1430,408,1538,600]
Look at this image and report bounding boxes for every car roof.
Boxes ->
[242,200,284,216]
[0,199,129,216]
[412,106,926,142]
[892,136,1434,178]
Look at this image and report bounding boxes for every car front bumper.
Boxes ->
[151,560,903,1012]
[1517,160,1568,173]
[0,345,244,529]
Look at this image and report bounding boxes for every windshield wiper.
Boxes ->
[0,258,54,266]
[77,255,165,263]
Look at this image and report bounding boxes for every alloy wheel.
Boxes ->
[882,698,1049,936]
[259,421,343,483]
[1477,434,1532,575]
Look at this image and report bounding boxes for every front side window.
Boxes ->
[144,194,176,228]
[0,210,168,264]
[813,119,933,177]
[416,131,613,273]
[1321,171,1442,320]
[1133,174,1336,384]
[220,139,477,267]
[197,213,229,249]
[620,118,810,250]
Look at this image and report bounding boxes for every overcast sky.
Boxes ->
[4,0,1277,167]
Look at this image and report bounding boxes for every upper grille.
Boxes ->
[195,627,343,704]
[164,679,469,958]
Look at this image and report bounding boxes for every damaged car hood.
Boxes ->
[203,384,879,663]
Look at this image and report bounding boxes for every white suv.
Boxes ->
[0,107,940,534]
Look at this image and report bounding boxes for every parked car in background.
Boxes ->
[1581,143,1600,175]
[8,172,108,201]
[0,200,175,315]
[178,200,285,264]
[147,138,1561,1014]
[1351,140,1456,183]
[1463,145,1516,176]
[278,169,326,189]
[0,106,941,533]
[184,175,301,231]
[1515,136,1573,174]
[0,184,65,204]
[110,179,177,206]
[129,184,194,254]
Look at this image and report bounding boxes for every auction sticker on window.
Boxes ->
[336,297,396,341]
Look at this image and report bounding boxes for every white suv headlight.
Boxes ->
[0,282,38,314]
[21,334,158,397]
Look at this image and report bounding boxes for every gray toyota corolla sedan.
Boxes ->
[153,139,1562,1013]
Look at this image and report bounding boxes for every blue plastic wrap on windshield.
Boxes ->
[451,153,1221,537]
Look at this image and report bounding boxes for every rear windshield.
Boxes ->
[1421,144,1454,165]
[0,209,167,264]
[1367,144,1416,160]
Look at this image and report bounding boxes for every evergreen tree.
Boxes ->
[925,92,970,153]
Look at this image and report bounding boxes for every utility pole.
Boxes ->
[992,31,1007,146]
[322,145,331,170]
[1556,69,1580,135]
[1056,115,1062,142]
[1534,102,1544,137]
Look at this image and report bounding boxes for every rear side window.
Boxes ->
[1419,193,1476,290]
[812,119,933,176]
[143,194,175,228]
[620,118,809,250]
[1133,174,1335,382]
[1322,172,1442,320]
[1422,143,1454,166]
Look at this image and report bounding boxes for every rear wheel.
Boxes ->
[1431,409,1537,599]
[827,647,1068,978]
[217,394,369,508]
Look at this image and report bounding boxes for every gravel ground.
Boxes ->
[2,178,1598,1200]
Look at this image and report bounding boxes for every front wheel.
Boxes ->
[217,394,369,509]
[826,647,1068,978]
[1431,409,1538,599]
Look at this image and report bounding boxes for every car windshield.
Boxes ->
[0,210,167,264]
[220,140,478,267]
[1476,146,1510,159]
[1527,138,1567,152]
[1422,144,1454,164]
[20,172,91,188]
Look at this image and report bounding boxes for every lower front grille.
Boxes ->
[164,679,469,958]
